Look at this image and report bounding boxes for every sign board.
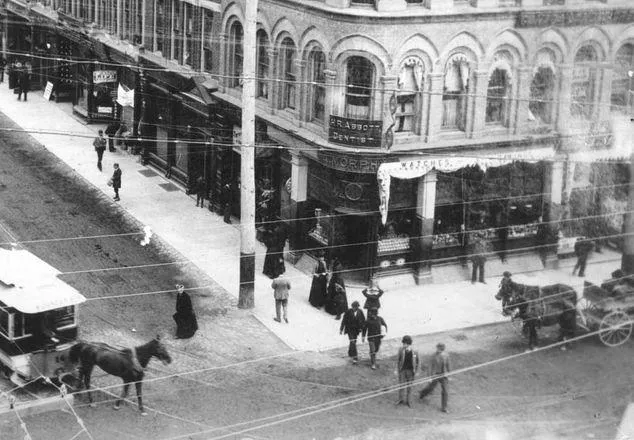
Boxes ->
[43,82,54,101]
[328,115,383,148]
[93,70,117,84]
[97,106,113,114]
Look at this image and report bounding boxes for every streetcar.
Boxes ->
[0,247,86,386]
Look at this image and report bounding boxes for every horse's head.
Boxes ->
[150,335,172,366]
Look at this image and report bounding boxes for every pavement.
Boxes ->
[0,84,624,352]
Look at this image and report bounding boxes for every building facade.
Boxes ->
[2,0,633,282]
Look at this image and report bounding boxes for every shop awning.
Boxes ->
[377,145,556,225]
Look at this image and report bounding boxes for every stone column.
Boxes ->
[514,66,532,135]
[288,151,309,257]
[470,70,490,137]
[380,76,398,149]
[415,171,437,285]
[294,58,306,123]
[324,68,338,128]
[543,159,565,268]
[425,73,444,142]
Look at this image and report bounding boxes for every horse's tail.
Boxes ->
[69,342,85,364]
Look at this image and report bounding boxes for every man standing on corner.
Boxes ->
[111,163,122,201]
[340,301,365,365]
[395,335,419,407]
[419,342,451,413]
[271,270,291,324]
[93,130,107,171]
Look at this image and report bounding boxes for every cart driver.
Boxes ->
[34,312,60,347]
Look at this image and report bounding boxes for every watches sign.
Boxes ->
[328,115,382,148]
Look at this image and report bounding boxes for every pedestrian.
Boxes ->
[271,271,291,324]
[173,284,198,339]
[111,163,122,201]
[470,234,488,284]
[361,278,384,311]
[195,175,206,208]
[308,250,328,308]
[535,216,549,267]
[419,342,451,413]
[395,335,419,407]
[572,237,594,277]
[0,58,6,83]
[222,182,232,224]
[17,65,29,101]
[263,225,286,279]
[362,308,388,370]
[93,130,107,171]
[105,121,119,152]
[458,224,468,267]
[325,258,347,320]
[340,301,365,365]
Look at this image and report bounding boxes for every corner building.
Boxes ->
[3,0,633,283]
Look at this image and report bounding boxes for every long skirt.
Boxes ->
[174,312,198,339]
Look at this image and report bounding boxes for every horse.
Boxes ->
[495,277,578,351]
[69,336,172,415]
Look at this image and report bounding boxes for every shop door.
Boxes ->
[336,212,373,274]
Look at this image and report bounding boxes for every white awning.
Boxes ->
[0,248,86,313]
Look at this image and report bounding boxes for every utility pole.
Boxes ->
[238,0,257,308]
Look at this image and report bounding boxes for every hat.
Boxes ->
[436,342,446,351]
[503,271,512,278]
[402,335,412,345]
[351,301,360,307]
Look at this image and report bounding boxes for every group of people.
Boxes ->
[308,252,350,320]
[3,59,31,101]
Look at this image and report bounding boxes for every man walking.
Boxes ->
[362,309,387,370]
[195,175,206,208]
[395,335,419,407]
[572,237,594,277]
[340,301,365,365]
[93,130,107,171]
[419,342,451,413]
[271,270,291,323]
[111,163,122,201]
[17,66,29,101]
[471,234,488,284]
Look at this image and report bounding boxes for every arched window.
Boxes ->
[611,43,634,114]
[308,48,326,123]
[345,56,374,119]
[442,55,469,131]
[395,57,424,133]
[280,37,297,110]
[228,22,243,88]
[529,67,555,125]
[571,45,598,119]
[256,30,269,99]
[486,68,510,125]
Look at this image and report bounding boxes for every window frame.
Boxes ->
[344,56,375,120]
[280,37,297,110]
[308,48,326,123]
[485,68,510,126]
[395,58,424,134]
[442,55,470,131]
[571,45,599,120]
[229,22,244,88]
[256,30,270,99]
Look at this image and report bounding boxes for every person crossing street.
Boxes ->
[395,335,419,407]
[419,342,451,413]
[362,309,387,370]
[340,301,365,365]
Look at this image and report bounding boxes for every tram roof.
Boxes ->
[0,248,86,313]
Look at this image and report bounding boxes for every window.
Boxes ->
[345,56,374,119]
[529,67,555,125]
[184,4,194,66]
[486,68,510,125]
[257,30,269,99]
[203,10,214,73]
[396,58,424,133]
[155,0,166,54]
[123,0,131,40]
[134,0,143,44]
[172,0,183,62]
[442,55,469,131]
[571,45,598,120]
[308,48,326,123]
[229,22,243,88]
[281,38,297,109]
[611,44,634,114]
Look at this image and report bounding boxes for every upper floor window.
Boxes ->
[202,10,214,73]
[257,30,269,99]
[229,22,243,88]
[571,45,598,120]
[486,68,510,125]
[308,48,326,123]
[345,56,374,119]
[395,58,424,133]
[155,0,166,54]
[611,43,634,114]
[529,66,556,125]
[172,0,183,62]
[442,55,469,131]
[280,38,297,110]
[183,4,194,66]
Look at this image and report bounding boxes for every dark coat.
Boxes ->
[340,308,365,334]
[308,259,328,308]
[173,291,198,339]
[112,168,122,189]
[362,287,384,310]
[325,272,348,316]
[263,228,286,279]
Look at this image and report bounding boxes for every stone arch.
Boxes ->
[532,47,560,76]
[271,17,300,46]
[299,26,332,62]
[221,2,244,32]
[611,25,634,59]
[534,28,568,63]
[393,34,439,75]
[439,31,484,69]
[485,29,528,65]
[256,9,273,38]
[570,26,612,62]
[331,34,390,74]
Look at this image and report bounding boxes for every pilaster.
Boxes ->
[425,73,444,142]
[324,68,338,123]
[289,151,309,253]
[470,70,490,138]
[415,171,437,285]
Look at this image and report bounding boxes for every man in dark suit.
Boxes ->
[572,237,594,277]
[340,301,365,365]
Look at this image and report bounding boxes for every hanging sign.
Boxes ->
[93,70,117,84]
[116,83,135,107]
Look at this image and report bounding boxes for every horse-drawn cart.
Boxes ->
[579,278,634,347]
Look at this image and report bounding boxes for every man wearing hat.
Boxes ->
[419,342,451,413]
[395,335,419,407]
[340,301,365,365]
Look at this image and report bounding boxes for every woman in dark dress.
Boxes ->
[263,225,286,279]
[325,258,348,319]
[173,284,198,339]
[308,251,329,308]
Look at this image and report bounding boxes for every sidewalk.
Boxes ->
[0,85,623,352]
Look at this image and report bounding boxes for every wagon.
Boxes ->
[579,277,634,347]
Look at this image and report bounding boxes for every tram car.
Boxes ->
[0,247,86,386]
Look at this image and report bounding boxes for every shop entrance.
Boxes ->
[333,210,375,279]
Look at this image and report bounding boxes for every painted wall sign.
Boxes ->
[328,115,383,148]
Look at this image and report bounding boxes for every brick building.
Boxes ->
[2,0,632,282]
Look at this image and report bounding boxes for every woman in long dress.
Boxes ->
[173,284,198,339]
[308,251,328,308]
[325,258,348,319]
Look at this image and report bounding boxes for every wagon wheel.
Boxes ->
[598,311,633,347]
[577,297,598,330]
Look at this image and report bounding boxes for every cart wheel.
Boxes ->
[598,311,632,347]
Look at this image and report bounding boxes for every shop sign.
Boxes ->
[317,151,385,174]
[328,116,382,148]
[93,70,117,84]
[97,106,113,114]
